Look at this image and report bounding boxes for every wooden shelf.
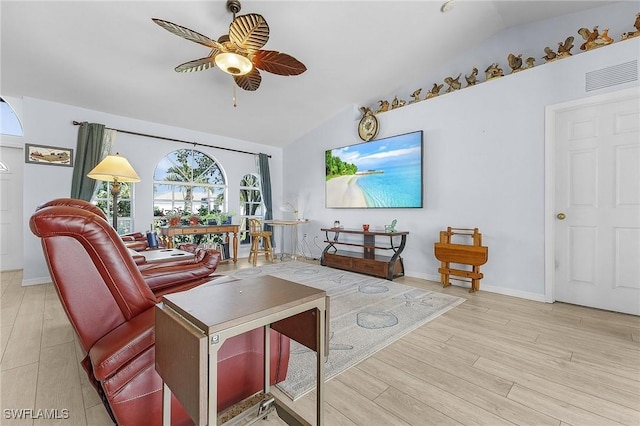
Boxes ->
[320,228,408,280]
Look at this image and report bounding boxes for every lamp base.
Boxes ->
[111,180,121,230]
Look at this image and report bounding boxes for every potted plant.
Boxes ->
[165,210,182,227]
[203,213,218,225]
[187,213,201,226]
[218,211,235,225]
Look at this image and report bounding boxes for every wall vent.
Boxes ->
[585,60,638,92]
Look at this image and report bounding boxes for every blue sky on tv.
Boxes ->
[332,131,422,171]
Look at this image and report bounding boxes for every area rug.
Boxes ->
[223,261,465,401]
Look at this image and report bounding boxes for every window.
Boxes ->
[0,98,23,137]
[153,148,226,220]
[239,173,264,245]
[93,181,133,234]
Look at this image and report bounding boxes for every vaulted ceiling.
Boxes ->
[1,1,617,147]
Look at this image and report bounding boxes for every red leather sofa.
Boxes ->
[36,198,221,301]
[30,205,290,425]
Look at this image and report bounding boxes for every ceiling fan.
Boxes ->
[152,0,306,92]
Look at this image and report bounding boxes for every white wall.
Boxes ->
[22,99,283,284]
[283,36,639,299]
[17,1,639,292]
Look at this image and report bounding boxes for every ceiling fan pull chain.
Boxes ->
[232,81,238,107]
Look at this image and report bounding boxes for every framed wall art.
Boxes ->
[25,144,74,167]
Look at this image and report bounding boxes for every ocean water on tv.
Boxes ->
[357,163,422,207]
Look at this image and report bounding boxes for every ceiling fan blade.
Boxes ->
[229,13,269,51]
[175,52,218,73]
[152,18,221,49]
[252,50,307,76]
[234,68,262,91]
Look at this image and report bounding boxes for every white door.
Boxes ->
[0,145,24,271]
[553,90,639,315]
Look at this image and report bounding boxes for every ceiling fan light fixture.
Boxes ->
[153,0,305,92]
[215,52,253,75]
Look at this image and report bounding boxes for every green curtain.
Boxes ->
[258,153,274,246]
[70,122,105,200]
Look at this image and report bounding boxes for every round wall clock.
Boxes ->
[358,108,379,141]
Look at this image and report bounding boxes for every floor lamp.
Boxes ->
[87,153,141,229]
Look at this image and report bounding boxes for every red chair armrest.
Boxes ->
[122,232,145,240]
[140,250,221,292]
[88,308,155,381]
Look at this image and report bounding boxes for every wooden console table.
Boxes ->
[320,228,408,280]
[155,276,327,426]
[159,225,239,262]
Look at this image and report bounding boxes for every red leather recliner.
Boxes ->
[36,198,221,301]
[37,197,162,251]
[30,205,290,426]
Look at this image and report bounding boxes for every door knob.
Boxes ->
[556,213,566,220]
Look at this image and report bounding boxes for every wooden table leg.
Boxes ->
[232,231,238,262]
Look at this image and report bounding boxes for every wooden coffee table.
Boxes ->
[155,275,327,426]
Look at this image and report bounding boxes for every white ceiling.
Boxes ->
[1,1,617,147]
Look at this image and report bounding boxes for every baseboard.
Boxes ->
[22,276,51,286]
[409,271,547,303]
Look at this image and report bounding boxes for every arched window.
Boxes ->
[239,173,264,244]
[153,149,226,220]
[0,98,23,136]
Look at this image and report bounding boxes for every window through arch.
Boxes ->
[153,149,226,220]
[239,173,264,244]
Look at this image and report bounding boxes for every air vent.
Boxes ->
[586,60,638,92]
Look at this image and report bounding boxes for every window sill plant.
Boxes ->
[217,211,235,225]
[187,214,201,226]
[165,211,182,227]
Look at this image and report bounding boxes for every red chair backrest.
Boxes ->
[37,197,108,221]
[29,205,156,354]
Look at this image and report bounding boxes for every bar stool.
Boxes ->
[248,218,273,265]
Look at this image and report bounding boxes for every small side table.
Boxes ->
[155,275,327,426]
[264,220,309,261]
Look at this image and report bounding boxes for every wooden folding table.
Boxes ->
[155,275,327,426]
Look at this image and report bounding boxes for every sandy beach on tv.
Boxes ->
[326,175,367,207]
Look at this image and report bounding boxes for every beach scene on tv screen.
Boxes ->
[325,131,423,208]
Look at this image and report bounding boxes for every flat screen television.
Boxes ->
[325,130,423,208]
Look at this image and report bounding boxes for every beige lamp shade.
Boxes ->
[87,153,140,183]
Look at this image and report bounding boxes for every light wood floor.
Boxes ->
[1,260,639,426]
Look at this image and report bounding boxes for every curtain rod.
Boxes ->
[71,121,270,158]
